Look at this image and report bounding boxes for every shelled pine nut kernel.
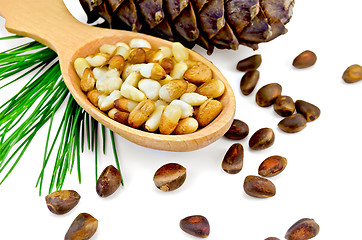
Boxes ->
[74,40,225,135]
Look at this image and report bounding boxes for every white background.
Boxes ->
[0,0,361,239]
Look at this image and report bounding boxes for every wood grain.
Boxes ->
[0,0,236,151]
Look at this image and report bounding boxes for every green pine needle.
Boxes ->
[0,36,124,195]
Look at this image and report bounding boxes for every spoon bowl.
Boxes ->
[0,0,235,151]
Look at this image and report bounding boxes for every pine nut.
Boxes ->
[100,44,118,55]
[138,79,161,101]
[159,105,182,134]
[180,92,207,106]
[170,100,193,119]
[172,42,189,62]
[120,84,146,102]
[145,105,165,132]
[170,62,188,79]
[98,90,122,111]
[74,58,90,78]
[129,38,151,49]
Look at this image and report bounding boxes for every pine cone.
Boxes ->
[80,0,294,54]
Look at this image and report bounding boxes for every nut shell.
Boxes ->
[236,54,262,72]
[278,113,307,133]
[295,100,320,122]
[243,175,276,198]
[285,218,320,240]
[240,70,259,95]
[258,155,287,177]
[45,190,80,215]
[273,95,295,117]
[256,83,282,107]
[153,163,186,191]
[224,119,249,140]
[96,165,122,197]
[180,215,210,238]
[342,64,362,83]
[65,213,98,240]
[249,128,275,150]
[292,50,317,69]
[222,143,244,174]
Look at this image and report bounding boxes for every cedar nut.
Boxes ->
[236,54,262,72]
[222,143,244,174]
[243,175,276,198]
[96,165,122,197]
[153,163,186,191]
[224,119,249,140]
[249,128,275,150]
[45,190,80,215]
[65,213,98,240]
[292,50,317,69]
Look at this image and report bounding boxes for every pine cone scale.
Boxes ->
[80,0,294,53]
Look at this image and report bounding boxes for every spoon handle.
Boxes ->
[0,0,96,54]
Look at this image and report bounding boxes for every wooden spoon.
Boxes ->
[0,0,235,152]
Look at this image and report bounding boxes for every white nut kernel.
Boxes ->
[123,71,142,87]
[159,46,172,59]
[74,58,90,78]
[115,45,131,60]
[172,42,189,62]
[159,105,182,135]
[116,42,131,50]
[94,68,122,94]
[180,92,208,106]
[155,99,168,108]
[170,62,188,79]
[92,67,108,80]
[98,90,122,111]
[173,117,199,135]
[129,38,151,49]
[122,63,146,79]
[145,105,165,132]
[86,53,109,67]
[170,100,193,119]
[138,79,161,101]
[121,84,146,102]
[139,63,154,78]
[151,50,164,62]
[100,44,118,55]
